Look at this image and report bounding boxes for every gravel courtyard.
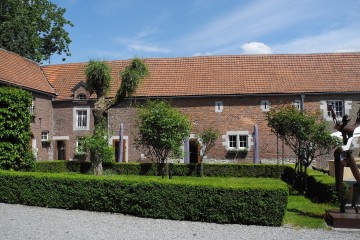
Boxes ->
[0,203,359,240]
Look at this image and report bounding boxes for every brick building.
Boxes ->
[1,48,360,166]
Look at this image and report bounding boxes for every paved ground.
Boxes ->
[0,203,359,240]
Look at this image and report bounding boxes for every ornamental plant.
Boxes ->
[0,87,35,170]
[267,105,341,191]
[135,100,191,174]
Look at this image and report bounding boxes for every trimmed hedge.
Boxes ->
[34,161,340,203]
[35,161,286,178]
[0,171,288,226]
[282,166,341,203]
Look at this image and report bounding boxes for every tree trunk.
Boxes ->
[91,152,103,176]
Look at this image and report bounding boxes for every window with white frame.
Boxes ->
[29,99,35,115]
[239,135,248,148]
[228,134,248,149]
[260,100,271,112]
[73,107,90,131]
[75,137,85,154]
[228,135,237,148]
[215,101,223,112]
[293,100,301,110]
[77,110,87,128]
[327,100,344,118]
[41,131,48,141]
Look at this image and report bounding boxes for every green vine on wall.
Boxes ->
[0,87,35,170]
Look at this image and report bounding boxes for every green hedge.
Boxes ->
[34,161,340,203]
[35,161,286,178]
[0,171,288,226]
[282,166,341,203]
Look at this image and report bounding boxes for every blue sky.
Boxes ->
[49,0,360,65]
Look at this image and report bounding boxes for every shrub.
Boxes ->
[0,87,34,170]
[282,165,345,203]
[0,171,288,226]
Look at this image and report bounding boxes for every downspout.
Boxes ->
[300,94,305,112]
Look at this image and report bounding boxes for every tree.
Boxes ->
[79,125,114,175]
[0,87,35,170]
[85,60,112,127]
[0,0,73,63]
[197,127,219,176]
[84,58,149,175]
[116,57,149,103]
[135,100,191,174]
[267,105,341,190]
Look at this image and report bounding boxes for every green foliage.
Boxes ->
[116,58,149,102]
[35,161,288,178]
[0,171,288,226]
[267,106,341,190]
[267,106,340,167]
[79,126,114,175]
[198,127,219,161]
[85,60,112,99]
[135,100,191,165]
[0,0,73,63]
[282,166,345,203]
[0,87,34,170]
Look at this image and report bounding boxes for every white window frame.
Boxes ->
[293,100,301,110]
[225,131,251,150]
[73,107,90,131]
[215,101,223,112]
[29,99,35,115]
[320,100,351,121]
[76,137,85,154]
[327,100,344,118]
[41,131,49,141]
[260,100,271,112]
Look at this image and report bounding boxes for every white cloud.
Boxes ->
[178,0,319,52]
[272,25,360,54]
[241,42,273,54]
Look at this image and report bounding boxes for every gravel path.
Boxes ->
[0,203,359,240]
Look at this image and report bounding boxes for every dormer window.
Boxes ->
[77,93,87,100]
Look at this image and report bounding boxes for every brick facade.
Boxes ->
[2,49,360,167]
[107,93,360,167]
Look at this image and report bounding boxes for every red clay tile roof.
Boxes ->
[0,49,56,95]
[41,52,360,100]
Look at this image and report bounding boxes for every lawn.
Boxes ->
[284,188,337,229]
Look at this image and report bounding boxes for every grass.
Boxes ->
[284,188,337,229]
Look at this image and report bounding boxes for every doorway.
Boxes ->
[113,139,127,162]
[189,139,200,163]
[56,140,66,160]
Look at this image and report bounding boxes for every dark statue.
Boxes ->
[328,104,360,213]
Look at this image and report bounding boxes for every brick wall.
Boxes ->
[30,93,53,160]
[51,100,94,160]
[108,93,360,167]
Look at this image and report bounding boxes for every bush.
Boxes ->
[0,171,288,226]
[282,166,344,203]
[35,161,286,178]
[0,87,34,170]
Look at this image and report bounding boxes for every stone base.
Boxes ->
[325,209,360,229]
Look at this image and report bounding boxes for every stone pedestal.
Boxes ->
[326,209,360,229]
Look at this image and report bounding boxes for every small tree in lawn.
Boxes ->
[135,100,191,175]
[267,105,340,191]
[84,58,149,175]
[197,127,219,176]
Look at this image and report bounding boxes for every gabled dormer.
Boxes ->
[71,81,89,100]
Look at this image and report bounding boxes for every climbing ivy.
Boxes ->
[0,87,35,170]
